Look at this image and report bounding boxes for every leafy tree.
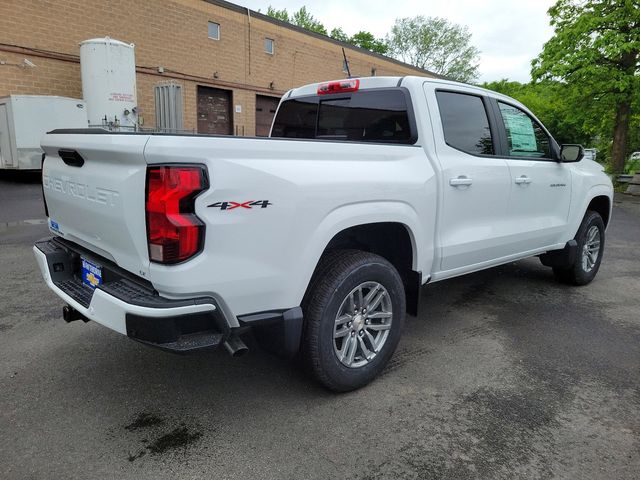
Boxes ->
[386,16,480,82]
[350,31,388,55]
[291,6,327,35]
[532,0,640,172]
[330,27,349,42]
[267,7,387,55]
[266,6,289,23]
[266,6,326,34]
[482,79,592,146]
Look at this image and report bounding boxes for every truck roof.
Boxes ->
[285,76,517,105]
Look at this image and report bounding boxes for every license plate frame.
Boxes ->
[81,257,103,289]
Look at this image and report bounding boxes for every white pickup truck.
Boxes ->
[34,76,613,391]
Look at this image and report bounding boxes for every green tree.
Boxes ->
[330,27,349,42]
[291,6,327,35]
[386,16,480,82]
[350,31,388,55]
[266,6,327,35]
[532,0,640,172]
[267,7,387,55]
[482,79,592,146]
[266,6,289,23]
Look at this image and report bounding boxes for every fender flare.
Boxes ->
[290,200,424,306]
[568,184,613,237]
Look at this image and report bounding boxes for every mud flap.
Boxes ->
[539,239,578,268]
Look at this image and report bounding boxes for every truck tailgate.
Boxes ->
[41,133,151,277]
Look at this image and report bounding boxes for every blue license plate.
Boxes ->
[81,257,102,289]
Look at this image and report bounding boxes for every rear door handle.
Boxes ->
[515,175,532,185]
[449,176,473,187]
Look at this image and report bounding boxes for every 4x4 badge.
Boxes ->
[207,200,272,210]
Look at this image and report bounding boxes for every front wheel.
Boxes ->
[553,210,605,286]
[302,250,406,392]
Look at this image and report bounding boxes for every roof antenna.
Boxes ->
[341,47,351,78]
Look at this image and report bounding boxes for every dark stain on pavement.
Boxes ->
[124,412,165,431]
[124,413,203,462]
[146,426,202,454]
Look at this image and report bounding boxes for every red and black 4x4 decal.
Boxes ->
[207,200,272,210]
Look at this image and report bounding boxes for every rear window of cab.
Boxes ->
[271,89,416,144]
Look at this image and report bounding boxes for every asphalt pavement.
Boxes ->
[1,171,639,480]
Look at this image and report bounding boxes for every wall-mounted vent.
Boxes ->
[154,83,183,132]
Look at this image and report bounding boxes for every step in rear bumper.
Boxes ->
[33,237,229,353]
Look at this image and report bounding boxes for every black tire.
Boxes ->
[301,249,405,392]
[553,210,605,286]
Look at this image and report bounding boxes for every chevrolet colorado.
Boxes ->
[34,76,613,391]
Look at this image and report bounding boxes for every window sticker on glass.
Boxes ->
[499,104,537,153]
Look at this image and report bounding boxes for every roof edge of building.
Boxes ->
[202,0,448,80]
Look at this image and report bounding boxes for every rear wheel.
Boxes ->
[553,210,605,286]
[302,250,405,392]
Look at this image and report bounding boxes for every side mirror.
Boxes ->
[560,144,584,163]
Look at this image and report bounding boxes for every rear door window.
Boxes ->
[271,89,415,144]
[436,91,494,156]
[270,97,318,139]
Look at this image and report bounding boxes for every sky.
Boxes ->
[236,0,557,83]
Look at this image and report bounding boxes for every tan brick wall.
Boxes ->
[0,0,432,135]
[0,52,83,99]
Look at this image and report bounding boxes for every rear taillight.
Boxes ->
[145,165,208,264]
[317,79,360,95]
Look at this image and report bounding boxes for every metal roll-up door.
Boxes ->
[197,86,232,135]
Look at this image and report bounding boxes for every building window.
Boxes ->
[264,38,274,55]
[342,59,350,74]
[371,67,377,76]
[155,83,184,133]
[208,22,220,40]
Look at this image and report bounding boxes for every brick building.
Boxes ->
[0,0,434,136]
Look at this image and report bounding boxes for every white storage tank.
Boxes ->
[80,37,138,130]
[0,95,88,170]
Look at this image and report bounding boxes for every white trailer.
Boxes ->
[0,95,88,170]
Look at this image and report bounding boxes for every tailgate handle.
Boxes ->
[58,149,85,167]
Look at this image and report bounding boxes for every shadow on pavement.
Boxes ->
[0,169,42,184]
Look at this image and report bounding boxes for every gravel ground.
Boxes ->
[1,173,638,480]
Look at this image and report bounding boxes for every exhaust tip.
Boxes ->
[223,336,249,357]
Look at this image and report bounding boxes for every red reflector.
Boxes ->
[317,79,360,95]
[145,165,207,264]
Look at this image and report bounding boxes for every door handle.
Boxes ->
[515,175,532,185]
[449,176,473,187]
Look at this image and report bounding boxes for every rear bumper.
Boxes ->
[33,237,229,353]
[34,237,304,356]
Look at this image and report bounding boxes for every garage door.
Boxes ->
[197,86,232,135]
[255,95,280,137]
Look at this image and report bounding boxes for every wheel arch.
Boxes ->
[568,185,613,239]
[586,194,611,228]
[311,221,422,316]
[290,200,432,319]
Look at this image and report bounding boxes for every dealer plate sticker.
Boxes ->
[81,257,102,289]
